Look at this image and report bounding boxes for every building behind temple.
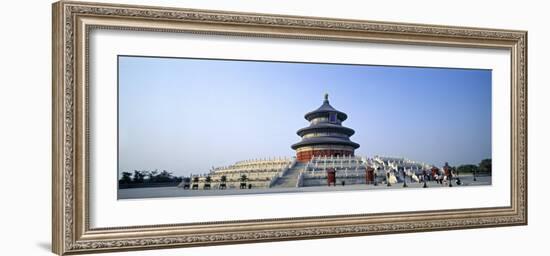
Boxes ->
[181,94,434,189]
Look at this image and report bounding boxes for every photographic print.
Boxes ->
[52,2,527,254]
[117,56,492,199]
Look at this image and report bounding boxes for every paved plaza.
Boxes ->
[118,175,491,199]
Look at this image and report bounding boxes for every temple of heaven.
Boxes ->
[291,93,360,162]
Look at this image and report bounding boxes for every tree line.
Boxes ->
[456,158,491,175]
[119,170,183,185]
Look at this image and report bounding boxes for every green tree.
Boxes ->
[219,175,228,189]
[203,175,212,189]
[478,159,492,174]
[239,174,248,189]
[156,170,174,182]
[120,172,132,184]
[457,164,478,174]
[132,170,145,183]
[142,171,151,183]
[148,170,159,183]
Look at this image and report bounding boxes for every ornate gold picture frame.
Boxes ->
[52,1,527,255]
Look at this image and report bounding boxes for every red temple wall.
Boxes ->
[296,149,355,162]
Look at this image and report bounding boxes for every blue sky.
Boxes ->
[118,56,492,177]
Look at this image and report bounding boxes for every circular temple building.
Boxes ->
[291,94,360,162]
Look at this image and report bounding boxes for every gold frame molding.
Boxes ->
[52,1,528,255]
